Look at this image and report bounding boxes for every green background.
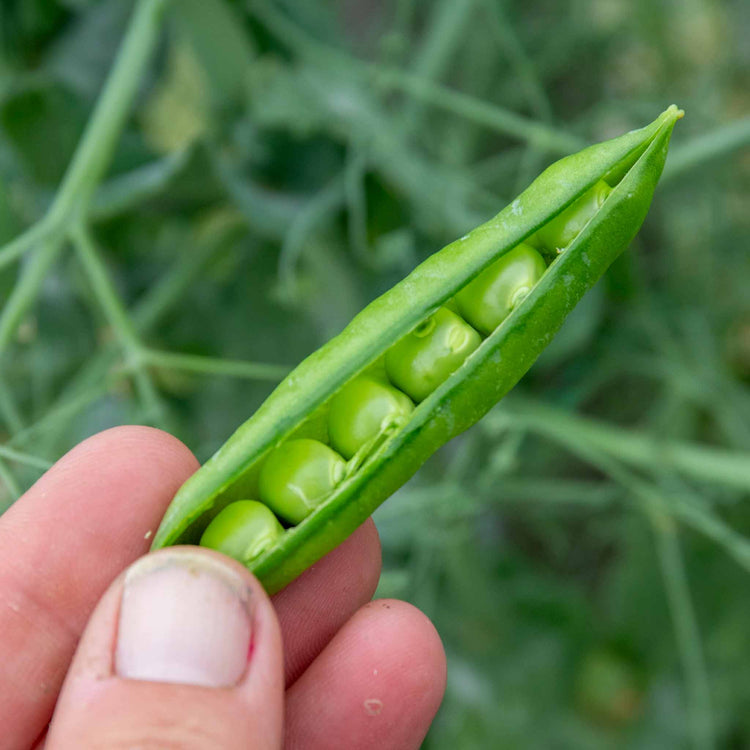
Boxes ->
[1,0,748,747]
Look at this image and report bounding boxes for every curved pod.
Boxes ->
[152,107,683,594]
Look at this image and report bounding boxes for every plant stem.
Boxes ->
[398,0,478,133]
[140,349,290,382]
[0,0,168,361]
[480,0,552,122]
[248,0,583,155]
[0,375,24,433]
[0,217,59,271]
[374,68,585,154]
[71,224,163,424]
[515,422,715,749]
[654,517,715,750]
[0,445,51,471]
[8,216,245,450]
[0,461,20,507]
[344,145,370,265]
[8,383,111,449]
[494,399,750,575]
[0,236,65,355]
[664,117,750,180]
[49,0,170,221]
[496,399,750,492]
[278,173,346,291]
[91,149,190,221]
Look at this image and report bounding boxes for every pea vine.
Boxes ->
[1,4,749,746]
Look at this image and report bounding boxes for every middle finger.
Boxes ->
[272,519,381,686]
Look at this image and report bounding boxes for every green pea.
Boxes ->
[385,307,482,402]
[200,500,284,565]
[258,438,346,524]
[328,375,414,459]
[454,243,547,335]
[442,297,461,314]
[535,180,612,252]
[524,232,542,249]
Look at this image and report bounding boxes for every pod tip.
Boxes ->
[666,104,685,120]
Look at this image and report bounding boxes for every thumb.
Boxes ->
[47,548,284,749]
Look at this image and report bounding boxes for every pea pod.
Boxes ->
[152,106,683,593]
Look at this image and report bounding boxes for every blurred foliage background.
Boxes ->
[1,0,749,747]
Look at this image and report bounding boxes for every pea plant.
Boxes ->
[1,0,749,747]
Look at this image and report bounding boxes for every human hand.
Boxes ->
[0,427,446,748]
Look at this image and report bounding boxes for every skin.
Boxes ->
[0,427,445,750]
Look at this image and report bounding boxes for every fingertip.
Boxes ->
[15,424,199,556]
[48,425,199,484]
[285,596,446,749]
[358,598,447,710]
[0,426,203,749]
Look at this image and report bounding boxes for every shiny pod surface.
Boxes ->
[454,243,547,335]
[200,500,284,565]
[328,375,415,459]
[153,107,683,594]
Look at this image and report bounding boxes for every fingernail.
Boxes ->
[115,550,252,688]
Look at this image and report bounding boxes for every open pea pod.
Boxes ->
[152,105,683,593]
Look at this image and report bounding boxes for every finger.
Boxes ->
[47,548,284,749]
[273,518,382,686]
[285,599,446,749]
[0,426,198,750]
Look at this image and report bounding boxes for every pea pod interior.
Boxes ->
[152,106,683,593]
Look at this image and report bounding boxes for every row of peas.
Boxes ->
[200,181,612,565]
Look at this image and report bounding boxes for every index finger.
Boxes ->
[0,426,198,750]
